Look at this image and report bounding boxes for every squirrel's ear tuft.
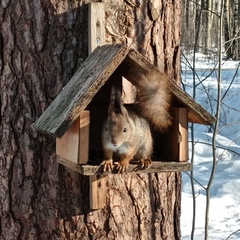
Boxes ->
[110,86,126,115]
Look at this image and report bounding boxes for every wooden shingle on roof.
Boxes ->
[34,44,129,137]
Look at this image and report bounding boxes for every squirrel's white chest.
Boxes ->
[106,142,129,155]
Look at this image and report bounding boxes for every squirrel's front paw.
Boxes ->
[139,159,152,169]
[114,160,130,173]
[101,159,113,173]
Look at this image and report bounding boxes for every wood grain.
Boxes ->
[34,44,129,138]
[57,156,192,175]
[88,2,107,210]
[179,108,189,161]
[79,111,90,164]
[56,117,80,164]
[169,82,216,125]
[34,44,215,140]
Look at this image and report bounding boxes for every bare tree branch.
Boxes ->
[226,229,240,240]
[204,1,224,239]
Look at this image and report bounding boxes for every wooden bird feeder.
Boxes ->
[34,44,215,209]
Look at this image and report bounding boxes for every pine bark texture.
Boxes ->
[0,1,182,239]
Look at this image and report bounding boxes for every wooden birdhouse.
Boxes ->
[34,44,215,209]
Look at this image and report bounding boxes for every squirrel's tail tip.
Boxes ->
[154,114,172,132]
[150,109,172,132]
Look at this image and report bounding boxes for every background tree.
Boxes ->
[182,0,240,59]
[0,1,182,239]
[224,0,240,59]
[181,0,239,239]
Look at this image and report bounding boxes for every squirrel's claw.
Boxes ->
[101,159,113,173]
[139,159,152,169]
[114,160,129,173]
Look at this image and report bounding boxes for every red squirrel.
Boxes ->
[101,71,171,173]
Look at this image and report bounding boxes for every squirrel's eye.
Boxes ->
[123,127,127,133]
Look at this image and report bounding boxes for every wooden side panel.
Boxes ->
[179,108,188,161]
[56,110,90,165]
[154,108,188,162]
[89,175,107,209]
[56,118,80,164]
[122,78,135,103]
[167,108,179,161]
[79,111,90,164]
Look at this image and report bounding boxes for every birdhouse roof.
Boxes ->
[34,44,215,138]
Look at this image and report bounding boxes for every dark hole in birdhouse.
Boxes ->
[86,73,184,166]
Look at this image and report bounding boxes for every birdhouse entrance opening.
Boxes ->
[56,72,191,175]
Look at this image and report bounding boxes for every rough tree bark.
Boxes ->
[0,1,182,239]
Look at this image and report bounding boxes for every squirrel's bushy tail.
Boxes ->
[136,70,172,131]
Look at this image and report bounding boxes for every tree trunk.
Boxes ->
[0,1,182,239]
[182,0,195,51]
[224,0,233,59]
[233,0,240,59]
[224,0,240,59]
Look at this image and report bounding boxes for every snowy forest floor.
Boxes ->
[181,53,240,240]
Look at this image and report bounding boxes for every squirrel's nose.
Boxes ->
[111,140,118,146]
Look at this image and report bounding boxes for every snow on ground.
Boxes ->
[181,54,240,240]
